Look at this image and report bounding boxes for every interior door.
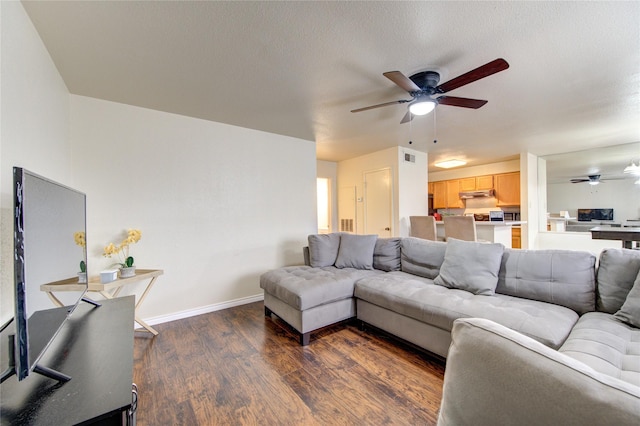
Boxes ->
[364,168,392,237]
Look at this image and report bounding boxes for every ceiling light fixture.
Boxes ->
[588,180,600,186]
[623,160,640,175]
[435,159,467,169]
[408,96,436,116]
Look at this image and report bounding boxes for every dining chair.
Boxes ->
[443,215,478,242]
[409,216,438,241]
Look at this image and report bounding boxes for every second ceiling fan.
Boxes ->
[351,58,509,123]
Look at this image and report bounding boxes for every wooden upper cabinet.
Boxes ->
[428,182,434,194]
[446,180,464,209]
[433,181,447,209]
[459,177,476,191]
[495,172,520,206]
[459,175,494,191]
[476,175,494,190]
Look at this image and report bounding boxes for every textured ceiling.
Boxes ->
[22,1,640,175]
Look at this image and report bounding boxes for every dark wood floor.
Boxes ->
[133,302,445,425]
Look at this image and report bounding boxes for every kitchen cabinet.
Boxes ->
[511,226,521,249]
[446,180,465,209]
[428,182,434,194]
[459,177,476,191]
[459,175,494,191]
[476,175,494,190]
[433,181,447,209]
[496,172,520,206]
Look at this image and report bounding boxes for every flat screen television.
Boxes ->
[1,168,92,383]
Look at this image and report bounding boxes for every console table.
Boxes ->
[0,297,135,425]
[41,269,163,335]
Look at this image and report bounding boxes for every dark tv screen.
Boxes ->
[577,208,614,222]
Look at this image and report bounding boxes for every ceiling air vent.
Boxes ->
[404,153,416,163]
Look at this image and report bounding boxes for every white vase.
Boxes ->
[120,266,136,278]
[78,272,87,283]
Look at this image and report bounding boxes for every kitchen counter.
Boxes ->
[436,220,526,248]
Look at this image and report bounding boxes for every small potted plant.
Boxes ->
[103,229,142,278]
[74,231,87,283]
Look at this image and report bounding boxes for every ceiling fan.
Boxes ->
[570,175,605,185]
[351,58,509,123]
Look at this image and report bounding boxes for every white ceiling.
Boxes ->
[22,1,640,174]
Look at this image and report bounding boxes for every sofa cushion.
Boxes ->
[335,234,377,270]
[434,238,504,295]
[614,270,640,328]
[355,274,578,349]
[260,265,382,310]
[400,237,446,279]
[307,233,341,267]
[596,248,640,313]
[496,249,596,314]
[559,312,640,387]
[373,237,401,272]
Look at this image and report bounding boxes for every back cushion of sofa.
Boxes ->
[496,249,596,314]
[400,237,447,279]
[373,238,401,271]
[596,248,640,313]
[307,233,342,267]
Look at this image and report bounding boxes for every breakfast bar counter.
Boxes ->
[436,221,526,248]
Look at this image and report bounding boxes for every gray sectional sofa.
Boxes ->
[260,233,640,423]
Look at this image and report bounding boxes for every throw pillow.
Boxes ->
[434,238,505,295]
[596,248,640,313]
[400,237,447,279]
[373,238,401,271]
[308,233,341,267]
[335,234,377,270]
[614,270,640,328]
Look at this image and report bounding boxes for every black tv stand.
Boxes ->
[81,296,102,307]
[32,364,71,383]
[0,297,136,425]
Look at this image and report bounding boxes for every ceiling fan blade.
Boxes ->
[400,111,414,124]
[383,71,421,93]
[570,179,589,183]
[437,96,488,109]
[351,99,411,113]
[436,58,509,93]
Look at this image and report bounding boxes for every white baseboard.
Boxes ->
[137,293,264,328]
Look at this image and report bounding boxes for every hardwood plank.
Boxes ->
[133,302,445,425]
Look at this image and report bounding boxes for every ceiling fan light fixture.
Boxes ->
[435,159,467,169]
[588,180,600,186]
[408,98,436,116]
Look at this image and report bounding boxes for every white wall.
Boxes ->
[70,96,317,321]
[398,148,428,236]
[0,1,71,323]
[429,159,519,182]
[1,1,317,326]
[547,179,640,222]
[337,146,427,237]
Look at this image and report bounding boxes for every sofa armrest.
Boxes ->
[438,318,640,426]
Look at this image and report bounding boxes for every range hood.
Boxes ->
[459,189,495,199]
